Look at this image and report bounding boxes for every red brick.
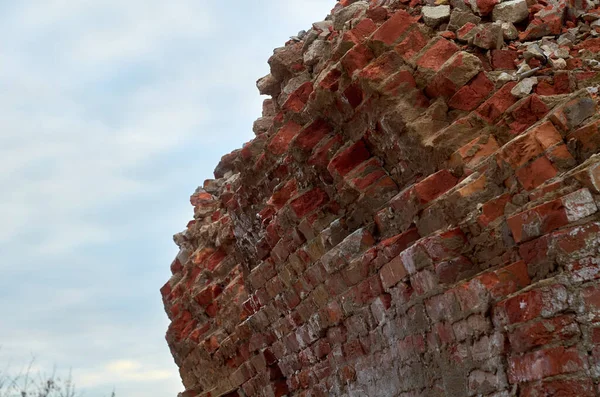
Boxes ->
[353,274,384,306]
[425,52,483,99]
[450,134,499,171]
[397,334,426,362]
[282,82,314,113]
[160,282,172,298]
[546,143,575,167]
[457,22,477,41]
[508,314,580,353]
[342,339,365,360]
[553,222,600,257]
[358,51,404,87]
[508,346,586,383]
[478,193,511,227]
[515,156,558,190]
[477,260,531,300]
[519,3,565,41]
[501,132,545,170]
[421,228,466,262]
[508,188,596,243]
[520,377,595,397]
[366,6,387,22]
[377,228,421,261]
[435,256,473,284]
[327,140,371,177]
[379,255,408,290]
[267,179,298,210]
[413,169,458,204]
[581,283,600,321]
[341,44,374,77]
[196,284,223,308]
[205,249,227,272]
[371,10,416,46]
[507,198,567,243]
[534,121,564,150]
[309,134,343,171]
[491,49,518,70]
[565,256,600,282]
[293,119,332,152]
[494,284,568,326]
[268,120,303,155]
[476,82,518,123]
[381,70,417,96]
[394,28,429,61]
[318,68,342,92]
[345,18,377,45]
[289,188,329,218]
[579,37,600,52]
[343,82,363,108]
[568,119,600,159]
[411,268,438,295]
[448,72,494,111]
[344,157,387,190]
[476,0,499,14]
[415,38,459,72]
[509,95,550,134]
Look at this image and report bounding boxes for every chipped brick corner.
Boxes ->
[162,0,600,396]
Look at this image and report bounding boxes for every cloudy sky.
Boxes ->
[0,1,334,396]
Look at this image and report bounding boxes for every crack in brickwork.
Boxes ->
[161,0,600,395]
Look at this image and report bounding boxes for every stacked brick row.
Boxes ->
[161,0,600,395]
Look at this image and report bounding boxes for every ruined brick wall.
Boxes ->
[161,0,600,395]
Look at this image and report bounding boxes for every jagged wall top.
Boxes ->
[162,0,600,396]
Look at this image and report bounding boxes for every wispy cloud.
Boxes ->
[0,1,333,396]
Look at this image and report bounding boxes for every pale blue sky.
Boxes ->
[0,2,334,396]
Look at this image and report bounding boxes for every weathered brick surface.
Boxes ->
[162,1,600,396]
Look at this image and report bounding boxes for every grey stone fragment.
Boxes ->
[555,48,570,59]
[312,20,333,31]
[511,77,537,97]
[422,5,451,27]
[558,31,577,47]
[501,21,519,40]
[278,72,311,106]
[448,9,481,31]
[472,23,504,49]
[256,74,280,96]
[450,0,470,10]
[302,29,319,51]
[446,51,483,87]
[492,0,529,23]
[318,31,331,40]
[583,12,600,21]
[269,44,303,80]
[524,43,547,63]
[497,72,516,83]
[561,97,597,130]
[321,228,373,274]
[332,1,368,31]
[253,117,274,135]
[457,24,480,44]
[553,58,567,69]
[304,40,331,66]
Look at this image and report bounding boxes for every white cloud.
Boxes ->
[0,1,335,396]
[75,359,174,388]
